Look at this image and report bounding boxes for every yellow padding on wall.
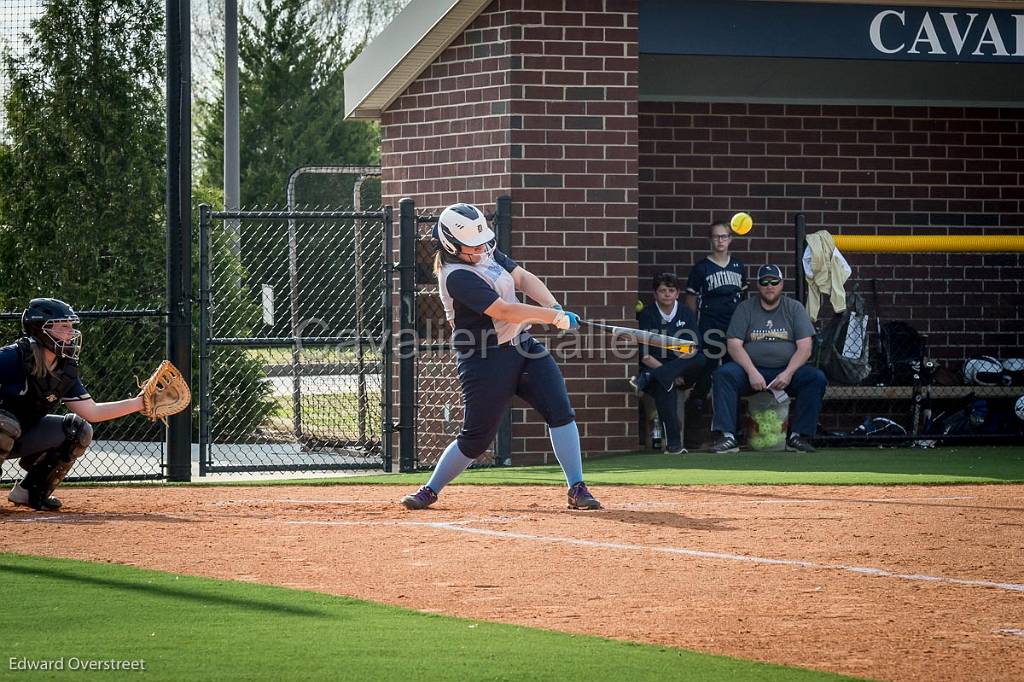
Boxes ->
[832,234,1024,253]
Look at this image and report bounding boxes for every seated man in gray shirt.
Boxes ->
[709,265,826,453]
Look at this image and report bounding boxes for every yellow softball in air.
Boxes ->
[730,212,753,235]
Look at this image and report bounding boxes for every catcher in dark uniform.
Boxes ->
[1,298,189,511]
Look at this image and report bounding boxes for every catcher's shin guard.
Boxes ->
[18,415,92,509]
[0,409,21,463]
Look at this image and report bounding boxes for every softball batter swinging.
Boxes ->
[400,203,601,511]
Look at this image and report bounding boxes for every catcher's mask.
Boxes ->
[22,298,82,361]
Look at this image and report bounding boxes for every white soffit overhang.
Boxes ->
[344,0,493,120]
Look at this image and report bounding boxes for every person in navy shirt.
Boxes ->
[2,298,150,511]
[400,203,601,511]
[635,273,707,454]
[686,220,747,402]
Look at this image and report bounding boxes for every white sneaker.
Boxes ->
[8,482,62,510]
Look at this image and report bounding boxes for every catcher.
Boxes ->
[1,298,189,511]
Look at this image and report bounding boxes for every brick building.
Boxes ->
[344,0,1024,465]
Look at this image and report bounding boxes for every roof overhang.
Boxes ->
[343,0,492,120]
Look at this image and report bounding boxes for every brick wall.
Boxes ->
[639,102,1024,364]
[381,0,640,465]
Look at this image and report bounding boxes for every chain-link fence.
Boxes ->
[396,197,512,472]
[0,0,44,138]
[199,204,392,475]
[0,309,167,484]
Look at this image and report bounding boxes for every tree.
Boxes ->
[0,0,166,310]
[192,0,408,101]
[195,0,384,342]
[195,0,381,207]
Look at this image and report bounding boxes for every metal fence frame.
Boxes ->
[198,205,394,475]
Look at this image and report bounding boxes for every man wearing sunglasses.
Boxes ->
[709,265,827,453]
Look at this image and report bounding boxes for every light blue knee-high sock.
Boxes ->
[549,421,583,487]
[425,440,474,493]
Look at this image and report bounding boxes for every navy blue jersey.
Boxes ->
[637,302,700,365]
[686,256,747,332]
[0,341,89,427]
[438,250,520,350]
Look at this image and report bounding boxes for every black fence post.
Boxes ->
[165,0,192,482]
[494,194,513,466]
[382,204,394,472]
[398,198,418,473]
[198,204,211,478]
[794,213,807,305]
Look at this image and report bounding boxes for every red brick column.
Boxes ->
[381,1,640,464]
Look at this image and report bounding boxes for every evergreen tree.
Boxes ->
[196,0,380,207]
[0,0,166,310]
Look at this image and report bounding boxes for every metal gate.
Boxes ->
[395,197,513,472]
[198,205,392,474]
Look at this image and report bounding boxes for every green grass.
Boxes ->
[267,392,380,433]
[245,346,364,365]
[0,553,861,681]
[171,446,1023,488]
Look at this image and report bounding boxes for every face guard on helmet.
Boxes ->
[22,298,82,361]
[434,203,496,264]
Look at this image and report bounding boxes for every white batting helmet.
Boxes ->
[434,203,494,256]
[963,356,1005,386]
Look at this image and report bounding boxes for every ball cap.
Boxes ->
[757,264,783,281]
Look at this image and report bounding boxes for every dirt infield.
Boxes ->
[3,483,1022,681]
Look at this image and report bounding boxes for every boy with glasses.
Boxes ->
[709,265,826,453]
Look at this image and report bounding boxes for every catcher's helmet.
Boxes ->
[434,203,495,257]
[22,298,82,360]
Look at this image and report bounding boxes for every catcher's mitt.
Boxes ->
[138,360,191,424]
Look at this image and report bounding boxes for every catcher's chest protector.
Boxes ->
[0,338,80,426]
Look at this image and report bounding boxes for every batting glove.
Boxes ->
[554,310,580,331]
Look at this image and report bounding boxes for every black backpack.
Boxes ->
[874,321,926,385]
[813,292,871,385]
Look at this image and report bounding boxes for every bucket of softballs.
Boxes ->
[742,391,790,451]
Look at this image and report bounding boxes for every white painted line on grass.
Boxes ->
[284,518,1024,594]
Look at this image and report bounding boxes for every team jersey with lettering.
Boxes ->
[686,256,747,332]
[438,250,523,350]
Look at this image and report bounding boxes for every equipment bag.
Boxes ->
[813,292,871,385]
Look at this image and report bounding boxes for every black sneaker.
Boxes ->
[709,434,739,454]
[399,485,438,510]
[666,444,687,455]
[786,433,816,453]
[567,482,602,510]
